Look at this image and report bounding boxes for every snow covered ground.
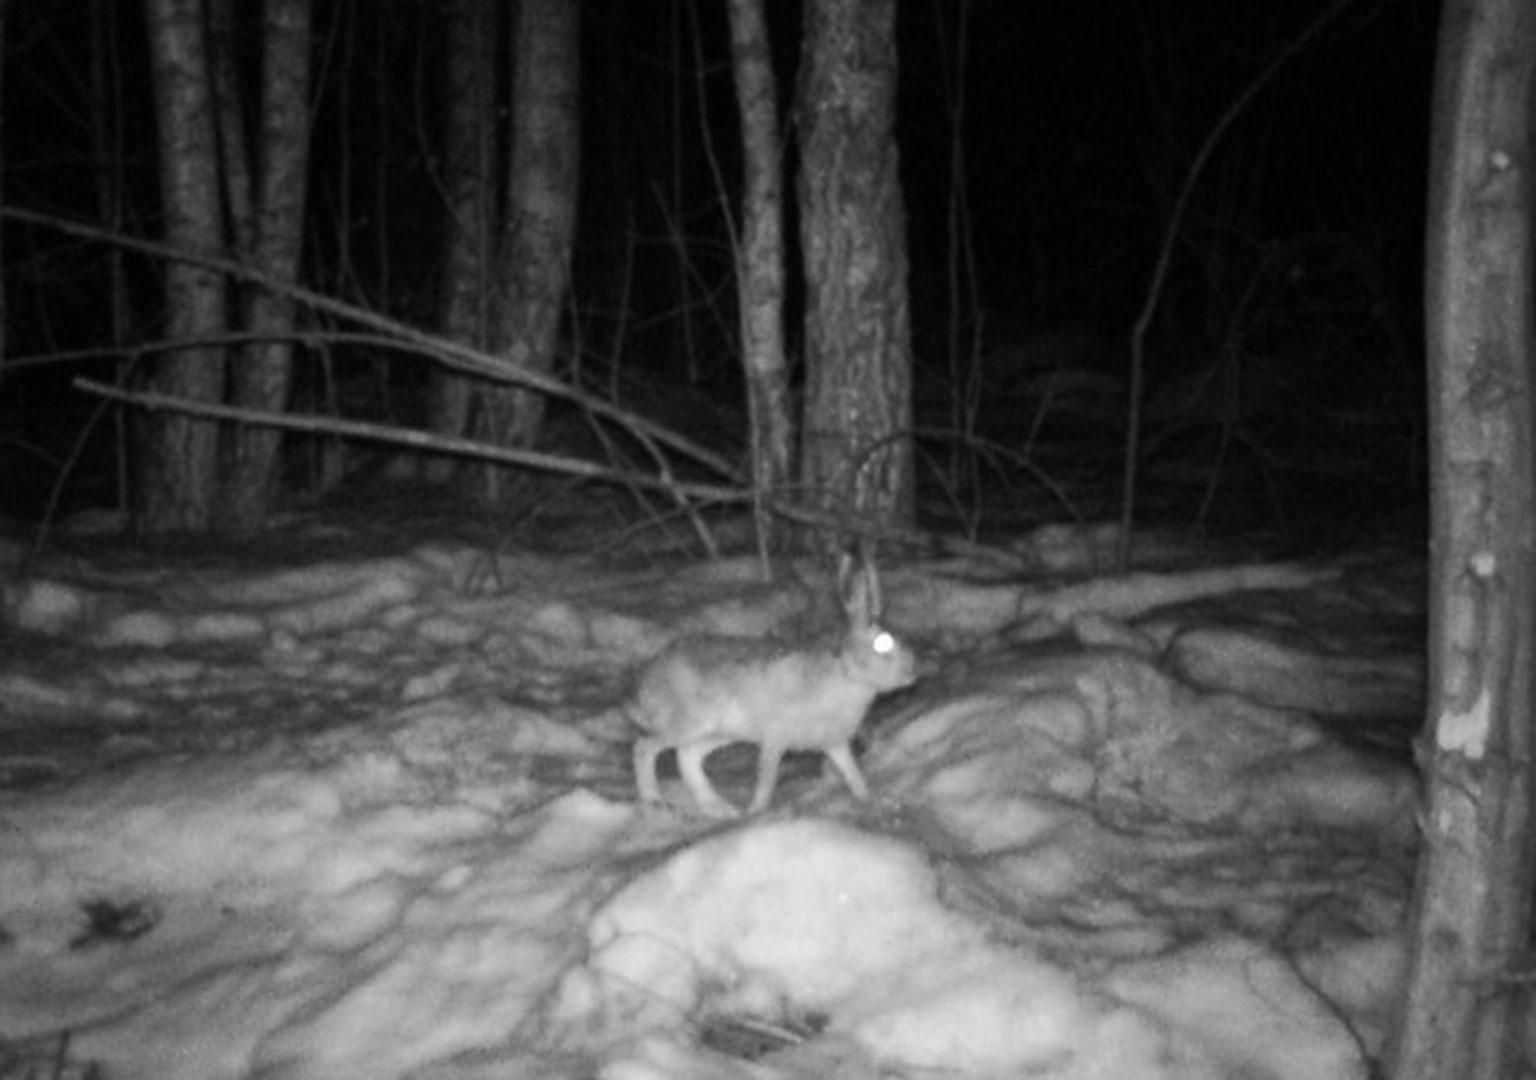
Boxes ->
[0,528,1430,1079]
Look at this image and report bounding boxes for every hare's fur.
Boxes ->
[628,562,915,817]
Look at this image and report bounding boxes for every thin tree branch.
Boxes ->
[0,205,744,485]
[1119,0,1356,567]
[73,376,747,504]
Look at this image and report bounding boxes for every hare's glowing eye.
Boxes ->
[872,631,896,654]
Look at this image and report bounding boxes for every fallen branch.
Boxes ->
[2,205,742,486]
[15,208,1028,563]
[74,377,1028,566]
[74,377,747,505]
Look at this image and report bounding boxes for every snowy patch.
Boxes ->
[0,544,1424,1078]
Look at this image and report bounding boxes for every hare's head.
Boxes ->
[838,552,918,691]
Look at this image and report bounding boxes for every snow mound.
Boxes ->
[549,818,1365,1079]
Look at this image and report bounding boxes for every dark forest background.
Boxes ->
[0,0,1441,542]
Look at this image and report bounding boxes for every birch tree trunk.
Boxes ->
[0,0,7,392]
[796,0,914,540]
[1389,0,1536,1076]
[427,0,495,483]
[474,0,580,502]
[142,0,226,532]
[222,0,313,529]
[726,0,793,552]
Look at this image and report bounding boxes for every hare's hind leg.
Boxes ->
[823,742,869,801]
[746,742,787,815]
[675,739,741,817]
[633,737,667,805]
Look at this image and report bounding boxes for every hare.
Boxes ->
[628,556,917,817]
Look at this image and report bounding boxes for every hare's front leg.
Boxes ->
[743,740,867,814]
[675,739,742,818]
[823,742,869,801]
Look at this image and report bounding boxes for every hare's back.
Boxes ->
[630,636,788,727]
[630,635,856,742]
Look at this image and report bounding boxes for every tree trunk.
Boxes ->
[474,0,580,502]
[1389,0,1536,1076]
[726,0,793,552]
[142,0,226,532]
[91,0,134,512]
[206,0,253,252]
[427,0,495,483]
[0,0,7,393]
[796,0,914,541]
[224,0,313,530]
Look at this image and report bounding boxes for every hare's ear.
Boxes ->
[836,550,858,609]
[839,549,880,631]
[860,558,883,623]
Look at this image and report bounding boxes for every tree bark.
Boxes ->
[796,0,915,541]
[224,0,313,529]
[206,0,253,252]
[1389,0,1536,1076]
[427,0,495,482]
[0,0,7,392]
[90,0,134,512]
[726,0,793,552]
[474,0,580,502]
[142,0,226,532]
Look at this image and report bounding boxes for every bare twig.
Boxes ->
[25,391,120,576]
[1119,0,1356,567]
